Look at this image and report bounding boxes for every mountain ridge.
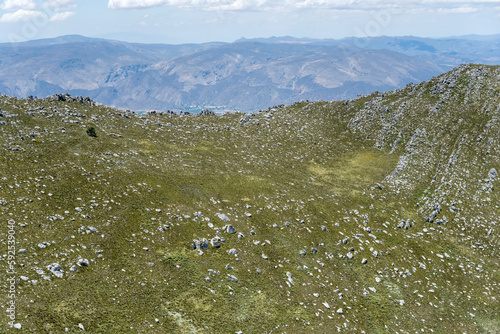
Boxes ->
[0,34,499,112]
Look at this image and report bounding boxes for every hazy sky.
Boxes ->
[1,0,499,43]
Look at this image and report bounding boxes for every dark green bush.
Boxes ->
[86,126,97,137]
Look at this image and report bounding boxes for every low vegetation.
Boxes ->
[0,64,498,333]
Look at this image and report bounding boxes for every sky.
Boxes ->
[0,0,499,44]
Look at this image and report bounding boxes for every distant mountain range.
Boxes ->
[0,34,499,112]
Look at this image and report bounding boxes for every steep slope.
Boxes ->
[0,64,498,333]
[348,64,500,226]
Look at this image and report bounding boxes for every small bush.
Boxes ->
[86,126,97,137]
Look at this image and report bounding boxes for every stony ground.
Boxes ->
[0,64,499,333]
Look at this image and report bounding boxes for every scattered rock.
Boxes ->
[77,259,90,267]
[227,274,238,282]
[200,238,209,250]
[46,263,64,278]
[38,241,50,249]
[226,225,236,234]
[218,214,230,223]
[488,168,498,179]
[404,220,412,230]
[192,238,210,250]
[211,237,221,248]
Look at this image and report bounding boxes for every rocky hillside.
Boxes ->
[0,64,498,333]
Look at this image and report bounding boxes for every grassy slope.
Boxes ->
[0,64,499,333]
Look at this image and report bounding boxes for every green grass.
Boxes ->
[0,64,499,333]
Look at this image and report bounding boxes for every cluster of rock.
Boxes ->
[191,235,226,254]
[46,263,64,278]
[78,225,98,234]
[43,93,98,106]
[34,258,90,280]
[198,109,216,116]
[425,201,442,224]
[189,214,239,255]
[397,219,413,230]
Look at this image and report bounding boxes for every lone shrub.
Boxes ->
[86,126,97,137]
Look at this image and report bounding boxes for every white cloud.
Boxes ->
[43,0,77,11]
[49,10,75,21]
[108,0,163,9]
[108,0,269,10]
[0,9,43,22]
[107,0,500,12]
[437,6,478,13]
[0,0,36,11]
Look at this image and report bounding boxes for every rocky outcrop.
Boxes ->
[44,93,99,106]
